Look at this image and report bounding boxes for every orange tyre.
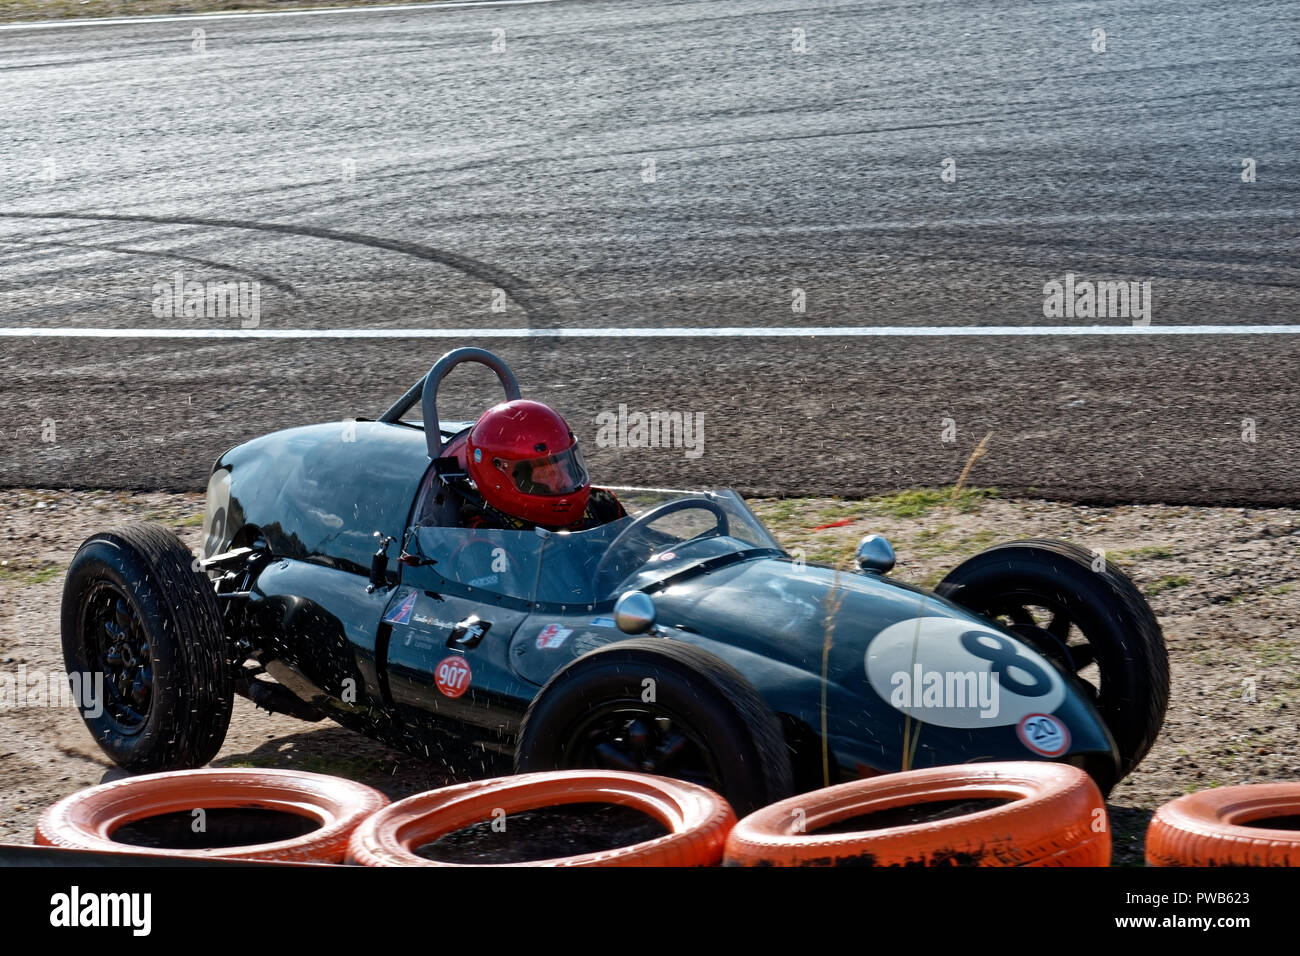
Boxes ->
[36,768,388,863]
[347,770,735,866]
[1146,783,1300,867]
[724,761,1109,866]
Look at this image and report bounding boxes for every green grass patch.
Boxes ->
[909,526,997,559]
[291,753,390,778]
[814,498,862,523]
[1250,639,1298,668]
[762,498,799,523]
[752,499,803,539]
[807,544,852,565]
[917,568,947,590]
[25,566,61,585]
[862,486,997,518]
[1146,574,1191,595]
[754,487,998,536]
[0,563,61,586]
[914,523,955,542]
[957,529,998,552]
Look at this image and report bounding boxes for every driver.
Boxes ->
[457,399,625,532]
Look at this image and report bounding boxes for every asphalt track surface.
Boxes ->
[0,0,1297,503]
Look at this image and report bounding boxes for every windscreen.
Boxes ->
[408,488,781,606]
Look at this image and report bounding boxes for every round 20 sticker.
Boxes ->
[1016,713,1070,756]
[435,655,472,698]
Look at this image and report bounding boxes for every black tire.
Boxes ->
[514,638,794,816]
[936,539,1168,783]
[61,522,234,771]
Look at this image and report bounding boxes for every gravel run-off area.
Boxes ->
[1,486,1297,865]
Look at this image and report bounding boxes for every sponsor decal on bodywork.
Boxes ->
[413,614,457,629]
[1016,713,1071,756]
[536,623,573,649]
[434,655,472,698]
[572,633,613,655]
[383,590,419,626]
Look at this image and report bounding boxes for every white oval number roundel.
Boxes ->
[864,615,1066,729]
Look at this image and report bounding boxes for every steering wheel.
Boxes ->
[592,497,730,595]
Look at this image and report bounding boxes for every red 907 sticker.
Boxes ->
[435,655,472,698]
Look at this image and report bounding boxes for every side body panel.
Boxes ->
[246,558,396,737]
[645,556,1118,784]
[204,420,429,576]
[381,579,534,777]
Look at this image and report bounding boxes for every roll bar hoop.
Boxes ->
[378,347,521,458]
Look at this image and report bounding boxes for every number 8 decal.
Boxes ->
[959,630,1052,697]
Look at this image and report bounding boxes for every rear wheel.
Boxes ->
[61,522,233,771]
[936,539,1168,782]
[515,638,793,816]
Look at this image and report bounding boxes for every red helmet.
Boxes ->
[465,399,590,527]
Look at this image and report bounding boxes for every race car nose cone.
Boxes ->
[855,534,896,574]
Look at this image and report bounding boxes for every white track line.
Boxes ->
[2,325,1299,339]
[0,0,560,32]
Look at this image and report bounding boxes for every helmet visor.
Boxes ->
[500,445,588,497]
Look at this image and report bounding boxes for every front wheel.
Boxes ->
[936,539,1169,783]
[514,638,794,816]
[61,522,234,771]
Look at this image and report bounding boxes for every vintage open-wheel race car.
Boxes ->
[60,348,1168,814]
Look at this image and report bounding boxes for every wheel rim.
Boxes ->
[83,582,152,733]
[980,592,1102,701]
[560,701,723,792]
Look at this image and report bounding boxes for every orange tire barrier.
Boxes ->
[1146,783,1300,867]
[348,770,736,866]
[724,761,1109,867]
[36,768,388,863]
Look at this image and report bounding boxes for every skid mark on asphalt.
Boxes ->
[22,342,258,378]
[0,238,300,295]
[0,0,565,31]
[0,210,557,326]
